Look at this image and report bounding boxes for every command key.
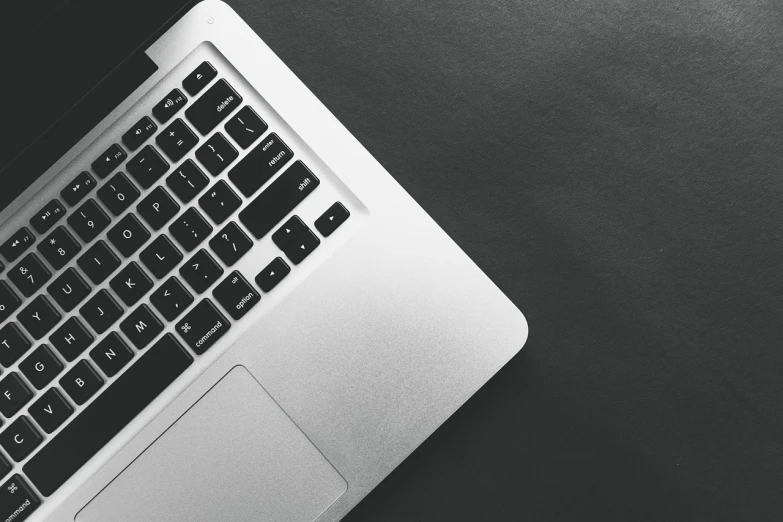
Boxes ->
[176,299,230,355]
[0,475,40,520]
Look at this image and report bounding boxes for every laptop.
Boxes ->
[0,1,528,520]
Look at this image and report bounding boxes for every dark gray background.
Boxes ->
[227,1,782,521]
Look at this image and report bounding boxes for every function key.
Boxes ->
[91,143,127,179]
[79,289,123,335]
[122,116,157,152]
[137,187,180,231]
[182,61,217,96]
[8,253,51,298]
[199,180,241,225]
[97,172,140,216]
[209,221,253,266]
[255,257,290,292]
[126,145,170,189]
[0,417,42,462]
[195,132,238,176]
[1,228,35,263]
[19,345,63,390]
[315,202,350,237]
[0,281,22,324]
[175,299,230,354]
[68,199,111,243]
[50,317,94,362]
[30,199,66,234]
[185,79,242,135]
[0,323,31,368]
[61,171,97,207]
[77,241,120,285]
[213,271,260,320]
[120,304,163,350]
[47,267,91,312]
[156,118,199,162]
[29,388,73,434]
[150,277,193,321]
[166,159,208,203]
[109,262,153,307]
[89,332,133,377]
[0,373,34,418]
[38,226,81,270]
[107,214,151,257]
[60,360,103,405]
[0,475,40,519]
[152,88,187,124]
[228,133,292,197]
[18,295,61,341]
[180,249,223,294]
[225,106,267,149]
[169,207,212,252]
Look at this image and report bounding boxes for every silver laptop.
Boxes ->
[0,1,528,520]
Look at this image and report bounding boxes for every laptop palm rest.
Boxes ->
[76,366,346,522]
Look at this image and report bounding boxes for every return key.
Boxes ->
[228,133,293,197]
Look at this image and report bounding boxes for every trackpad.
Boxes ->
[77,366,346,522]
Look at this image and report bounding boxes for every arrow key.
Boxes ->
[315,202,350,237]
[150,277,193,321]
[255,257,290,293]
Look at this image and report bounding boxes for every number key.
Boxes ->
[68,199,110,243]
[8,253,51,297]
[97,172,140,216]
[0,281,21,324]
[38,226,81,270]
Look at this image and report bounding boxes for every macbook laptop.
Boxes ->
[0,1,528,520]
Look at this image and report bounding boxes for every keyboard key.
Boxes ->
[228,132,292,197]
[122,116,157,152]
[185,79,242,135]
[166,159,208,203]
[169,207,212,252]
[209,221,253,266]
[213,271,260,320]
[126,145,169,189]
[156,118,199,162]
[0,323,31,368]
[152,88,187,123]
[238,161,320,239]
[195,132,238,176]
[9,253,51,297]
[271,215,308,251]
[97,172,140,216]
[68,199,111,243]
[137,187,180,231]
[48,267,91,312]
[255,257,290,292]
[50,317,94,362]
[315,202,350,237]
[0,373,33,417]
[91,143,127,179]
[38,226,81,270]
[61,171,97,207]
[176,299,229,354]
[1,228,35,263]
[79,289,124,334]
[0,455,7,479]
[139,235,183,279]
[60,360,103,405]
[183,61,217,95]
[0,417,42,462]
[19,345,63,390]
[198,180,241,224]
[18,295,61,340]
[0,281,21,324]
[77,241,120,285]
[0,475,40,519]
[89,332,133,377]
[150,277,193,321]
[107,213,150,257]
[30,199,66,234]
[180,249,223,294]
[29,388,73,434]
[110,262,153,306]
[24,334,192,496]
[120,305,163,350]
[224,105,267,149]
[283,229,320,265]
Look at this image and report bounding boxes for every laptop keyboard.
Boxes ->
[0,57,353,518]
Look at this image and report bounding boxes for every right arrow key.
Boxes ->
[314,202,350,238]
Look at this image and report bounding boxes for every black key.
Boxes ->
[107,213,150,257]
[150,277,193,321]
[77,241,121,285]
[198,180,241,224]
[152,88,187,123]
[180,249,223,294]
[30,199,66,234]
[0,281,21,324]
[0,373,33,417]
[68,199,111,243]
[0,323,31,368]
[224,106,267,149]
[19,345,63,390]
[139,235,183,279]
[156,118,199,162]
[126,145,169,189]
[255,257,290,292]
[209,221,253,266]
[97,172,140,216]
[1,228,35,263]
[79,289,123,334]
[238,161,320,238]
[50,317,94,362]
[169,207,212,252]
[60,360,103,405]
[110,262,153,306]
[37,226,81,270]
[0,455,8,479]
[91,143,126,179]
[228,133,293,197]
[185,79,242,135]
[89,332,133,377]
[195,132,238,176]
[213,271,260,320]
[0,475,40,519]
[271,215,308,251]
[122,116,157,152]
[120,305,163,350]
[315,202,350,237]
[166,159,209,204]
[24,334,192,496]
[283,228,320,265]
[8,253,51,297]
[137,187,180,231]
[18,295,61,340]
[0,417,42,462]
[47,267,91,312]
[61,171,97,207]
[183,61,217,96]
[29,388,73,434]
[176,299,229,354]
